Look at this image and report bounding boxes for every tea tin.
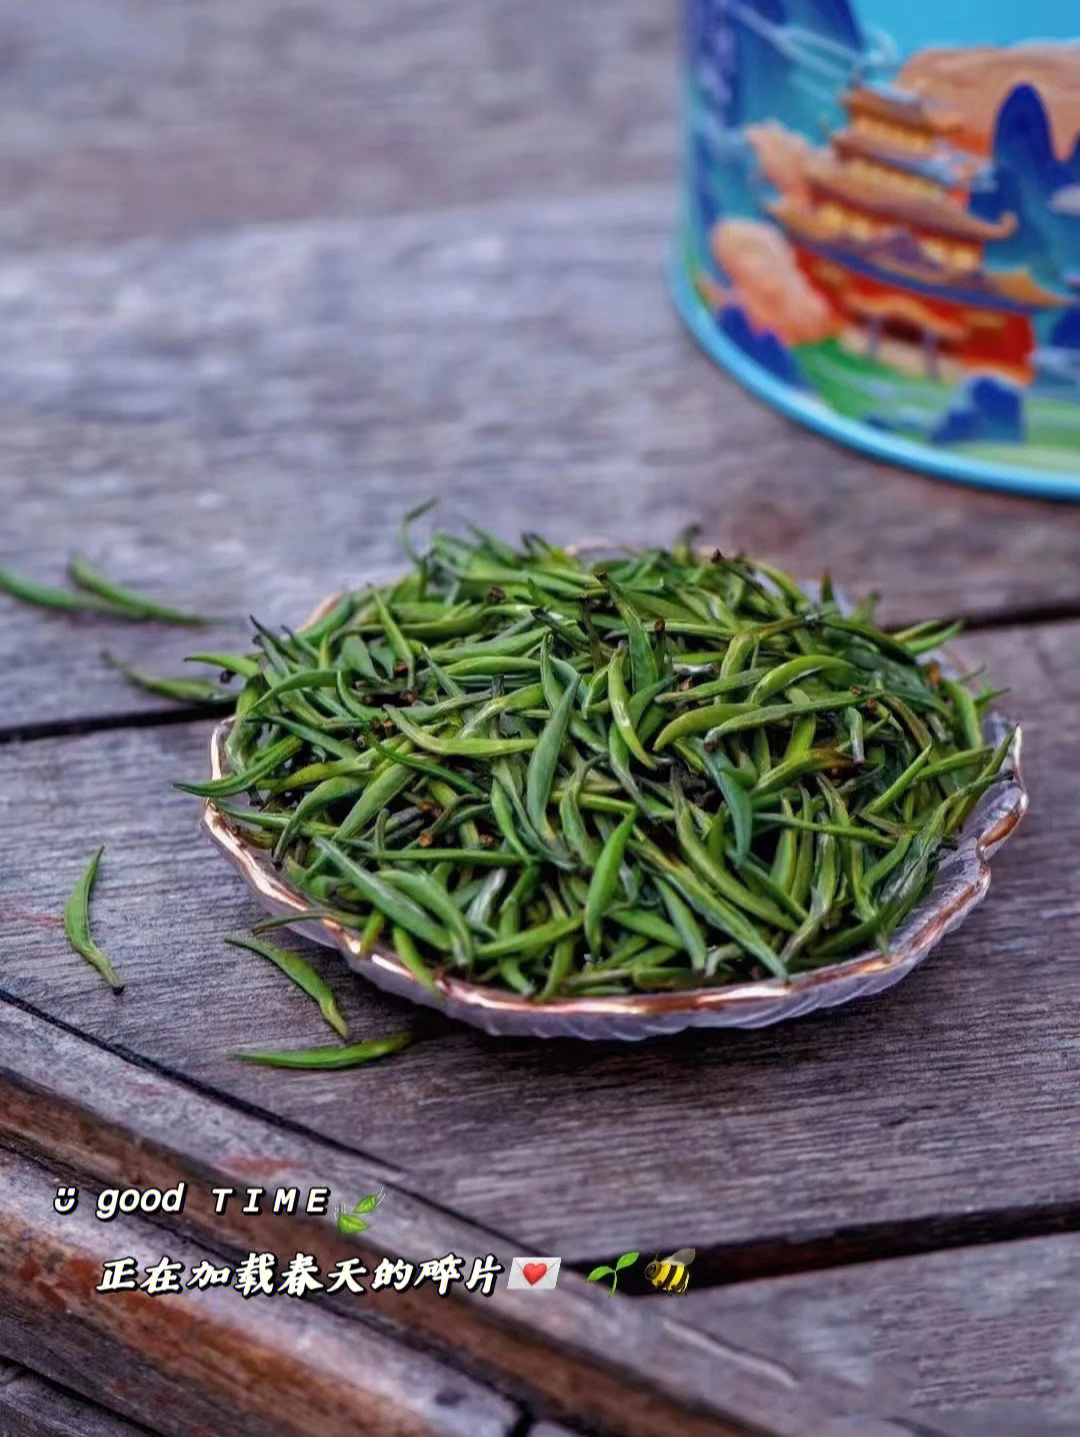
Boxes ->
[674,1,1080,495]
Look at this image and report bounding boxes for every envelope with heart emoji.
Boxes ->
[506,1256,561,1292]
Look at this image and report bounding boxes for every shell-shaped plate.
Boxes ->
[201,585,1027,1039]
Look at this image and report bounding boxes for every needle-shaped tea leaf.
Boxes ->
[526,672,581,833]
[103,652,232,705]
[69,556,209,625]
[232,1030,414,1069]
[223,932,348,1037]
[63,847,124,991]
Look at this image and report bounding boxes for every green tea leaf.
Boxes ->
[336,1210,370,1234]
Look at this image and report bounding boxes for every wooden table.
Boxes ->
[2,4,1080,1434]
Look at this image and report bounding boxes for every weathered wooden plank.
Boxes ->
[675,1232,1080,1437]
[4,193,1080,727]
[0,1006,922,1437]
[0,619,1072,1268]
[0,0,675,248]
[0,1361,157,1437]
[0,1145,520,1437]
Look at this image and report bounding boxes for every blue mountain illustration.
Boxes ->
[970,84,1080,291]
[1050,309,1080,351]
[687,0,868,236]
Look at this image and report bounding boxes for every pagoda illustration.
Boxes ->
[769,84,1064,380]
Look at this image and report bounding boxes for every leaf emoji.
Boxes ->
[350,1191,383,1216]
[586,1262,623,1295]
[336,1209,370,1235]
[614,1251,639,1271]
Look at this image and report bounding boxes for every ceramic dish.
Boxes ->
[201,599,1027,1040]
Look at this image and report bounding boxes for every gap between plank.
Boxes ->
[575,1201,1080,1294]
[0,983,1027,1435]
[950,600,1080,634]
[0,702,224,746]
[6,990,1080,1298]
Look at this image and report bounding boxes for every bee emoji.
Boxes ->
[644,1248,696,1294]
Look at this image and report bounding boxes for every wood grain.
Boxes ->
[0,1004,925,1437]
[676,1232,1080,1437]
[0,0,675,248]
[0,1145,520,1437]
[3,3,1073,1432]
[0,1360,158,1437]
[3,192,1080,728]
[0,619,1075,1271]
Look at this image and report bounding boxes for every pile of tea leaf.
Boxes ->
[181,531,1011,997]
